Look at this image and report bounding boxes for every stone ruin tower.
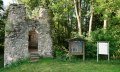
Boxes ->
[4,4,53,66]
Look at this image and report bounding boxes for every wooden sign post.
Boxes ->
[69,39,85,61]
[97,41,109,62]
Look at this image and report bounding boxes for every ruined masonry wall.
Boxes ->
[4,4,53,66]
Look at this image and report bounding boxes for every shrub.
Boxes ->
[85,41,97,59]
[91,25,120,59]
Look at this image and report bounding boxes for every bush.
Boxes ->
[85,41,97,59]
[53,45,66,59]
[91,25,120,59]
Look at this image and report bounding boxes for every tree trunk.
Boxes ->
[103,0,108,30]
[74,0,82,37]
[88,12,93,37]
[103,19,107,30]
[88,0,93,37]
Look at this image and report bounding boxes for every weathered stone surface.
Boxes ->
[4,4,53,67]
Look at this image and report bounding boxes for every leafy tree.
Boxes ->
[74,0,82,37]
[88,0,94,37]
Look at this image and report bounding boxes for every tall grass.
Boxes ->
[0,58,120,72]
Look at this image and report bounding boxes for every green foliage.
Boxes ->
[92,29,110,41]
[50,1,75,57]
[85,41,97,58]
[53,45,66,59]
[91,25,120,59]
[18,0,41,10]
[94,0,120,20]
[18,0,50,10]
[90,0,120,59]
[70,32,80,38]
[15,0,120,60]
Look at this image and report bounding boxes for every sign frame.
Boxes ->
[69,41,85,61]
[97,41,109,62]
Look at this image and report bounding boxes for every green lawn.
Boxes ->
[0,58,120,72]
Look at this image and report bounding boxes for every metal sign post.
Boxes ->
[97,41,109,62]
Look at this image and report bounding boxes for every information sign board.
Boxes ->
[97,41,109,62]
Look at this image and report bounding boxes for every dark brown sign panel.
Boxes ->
[69,40,85,60]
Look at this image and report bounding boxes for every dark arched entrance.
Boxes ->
[28,29,38,53]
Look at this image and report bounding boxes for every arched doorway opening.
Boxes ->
[28,29,38,53]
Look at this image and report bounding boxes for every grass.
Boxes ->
[0,58,120,72]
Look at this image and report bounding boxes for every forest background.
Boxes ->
[0,0,120,59]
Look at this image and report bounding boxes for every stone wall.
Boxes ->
[4,4,28,66]
[4,4,53,67]
[37,7,53,57]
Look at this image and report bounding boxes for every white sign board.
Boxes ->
[97,41,109,62]
[98,42,108,55]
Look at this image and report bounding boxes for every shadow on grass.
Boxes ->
[0,54,4,68]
